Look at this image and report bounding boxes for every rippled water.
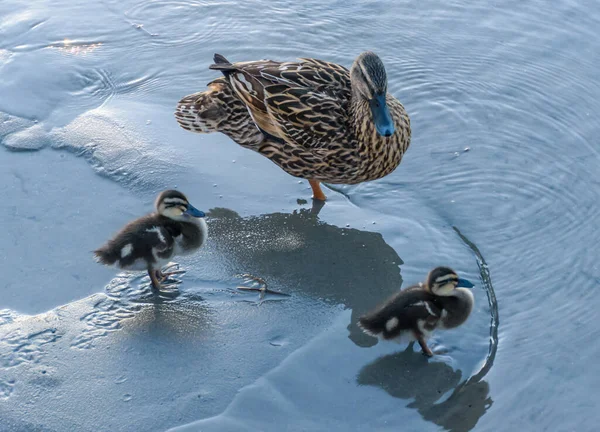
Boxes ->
[1,0,600,430]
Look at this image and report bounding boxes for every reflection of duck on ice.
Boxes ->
[207,207,404,345]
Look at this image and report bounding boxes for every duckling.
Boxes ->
[358,267,474,357]
[94,190,207,292]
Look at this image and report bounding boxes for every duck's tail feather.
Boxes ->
[93,246,118,265]
[209,53,236,73]
[357,313,386,338]
[175,78,264,149]
[213,53,230,65]
[175,80,226,134]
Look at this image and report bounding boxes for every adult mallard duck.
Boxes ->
[175,51,411,201]
[94,190,207,292]
[358,267,475,357]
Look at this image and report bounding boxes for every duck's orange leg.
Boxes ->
[309,180,327,201]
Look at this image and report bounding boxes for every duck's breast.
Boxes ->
[438,289,475,329]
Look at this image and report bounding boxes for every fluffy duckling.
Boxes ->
[358,267,475,356]
[94,190,207,291]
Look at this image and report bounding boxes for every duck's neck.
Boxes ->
[350,95,401,176]
[349,94,376,142]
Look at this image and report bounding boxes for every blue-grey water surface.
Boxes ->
[1,0,599,431]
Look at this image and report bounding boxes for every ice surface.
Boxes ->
[2,0,600,430]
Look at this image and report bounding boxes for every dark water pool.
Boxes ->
[1,0,599,431]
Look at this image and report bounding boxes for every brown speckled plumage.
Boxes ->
[175,52,411,185]
[176,77,264,150]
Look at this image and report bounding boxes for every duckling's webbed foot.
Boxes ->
[156,270,185,283]
[156,263,185,282]
[148,269,180,293]
[417,336,434,357]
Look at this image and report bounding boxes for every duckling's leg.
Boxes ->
[417,336,434,357]
[148,269,162,292]
[309,180,327,201]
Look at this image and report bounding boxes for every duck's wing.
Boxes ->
[141,225,175,261]
[358,288,442,338]
[262,85,349,149]
[210,55,351,149]
[398,295,442,327]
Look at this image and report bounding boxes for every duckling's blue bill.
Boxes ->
[457,278,475,288]
[185,204,205,218]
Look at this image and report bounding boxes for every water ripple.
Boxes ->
[123,0,222,46]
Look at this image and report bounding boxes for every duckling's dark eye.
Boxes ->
[436,278,458,286]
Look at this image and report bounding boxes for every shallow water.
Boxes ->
[1,0,599,431]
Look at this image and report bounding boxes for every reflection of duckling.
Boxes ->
[357,349,492,430]
[94,190,207,292]
[358,267,474,356]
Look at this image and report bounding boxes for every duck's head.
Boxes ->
[155,190,205,221]
[350,51,395,137]
[426,266,474,296]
